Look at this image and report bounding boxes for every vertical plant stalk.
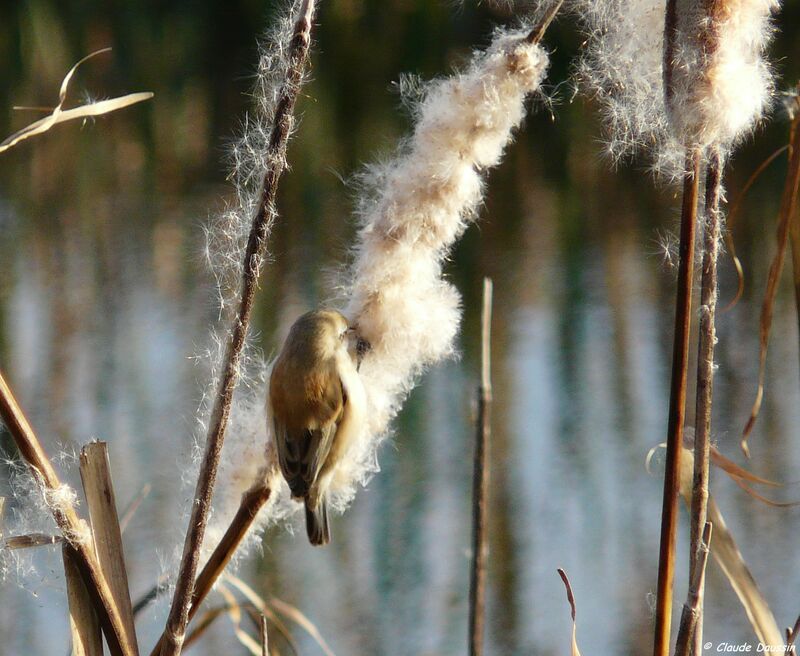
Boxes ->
[64,543,104,656]
[674,522,713,656]
[786,614,800,653]
[653,151,701,656]
[469,277,493,656]
[688,149,723,654]
[0,371,132,656]
[149,480,272,656]
[790,104,800,356]
[260,614,269,656]
[742,107,800,456]
[80,442,140,655]
[159,2,317,654]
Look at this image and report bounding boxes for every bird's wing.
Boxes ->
[273,365,344,498]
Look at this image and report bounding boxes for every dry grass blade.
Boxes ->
[224,573,335,656]
[0,48,152,153]
[709,446,782,487]
[216,584,263,656]
[678,446,784,647]
[727,476,800,508]
[557,568,582,656]
[119,483,152,534]
[742,112,800,457]
[64,543,104,656]
[183,605,231,650]
[80,442,140,655]
[4,532,62,549]
[707,497,784,647]
[722,145,789,312]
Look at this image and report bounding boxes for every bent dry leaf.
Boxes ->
[677,446,785,648]
[557,568,582,656]
[721,144,789,313]
[223,573,335,656]
[742,111,800,457]
[0,48,153,154]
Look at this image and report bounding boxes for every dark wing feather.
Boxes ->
[271,358,345,499]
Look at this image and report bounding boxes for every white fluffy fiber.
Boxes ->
[665,0,777,149]
[577,0,670,162]
[191,1,302,552]
[205,25,550,547]
[332,28,549,506]
[578,0,778,172]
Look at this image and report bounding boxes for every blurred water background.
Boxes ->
[1,2,800,654]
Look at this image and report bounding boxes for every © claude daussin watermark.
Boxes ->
[703,642,795,653]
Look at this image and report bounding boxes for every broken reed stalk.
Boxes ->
[80,442,140,655]
[260,614,269,656]
[653,150,701,656]
[64,543,104,656]
[0,370,133,656]
[149,480,272,656]
[742,106,800,456]
[159,2,316,654]
[688,148,723,654]
[674,522,713,656]
[469,277,493,656]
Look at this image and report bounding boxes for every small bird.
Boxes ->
[268,309,367,545]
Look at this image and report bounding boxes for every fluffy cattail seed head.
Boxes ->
[664,0,778,149]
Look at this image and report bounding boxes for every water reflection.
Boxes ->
[2,2,800,655]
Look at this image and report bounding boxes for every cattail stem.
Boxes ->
[469,278,493,656]
[687,148,723,654]
[674,522,713,656]
[159,2,316,654]
[149,480,272,656]
[653,150,701,656]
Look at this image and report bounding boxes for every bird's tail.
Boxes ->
[305,497,330,546]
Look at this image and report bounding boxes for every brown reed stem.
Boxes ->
[0,370,133,656]
[64,542,104,656]
[80,442,140,655]
[653,150,701,656]
[150,480,272,656]
[159,2,316,654]
[525,0,564,44]
[469,277,493,656]
[674,522,713,656]
[688,148,723,654]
